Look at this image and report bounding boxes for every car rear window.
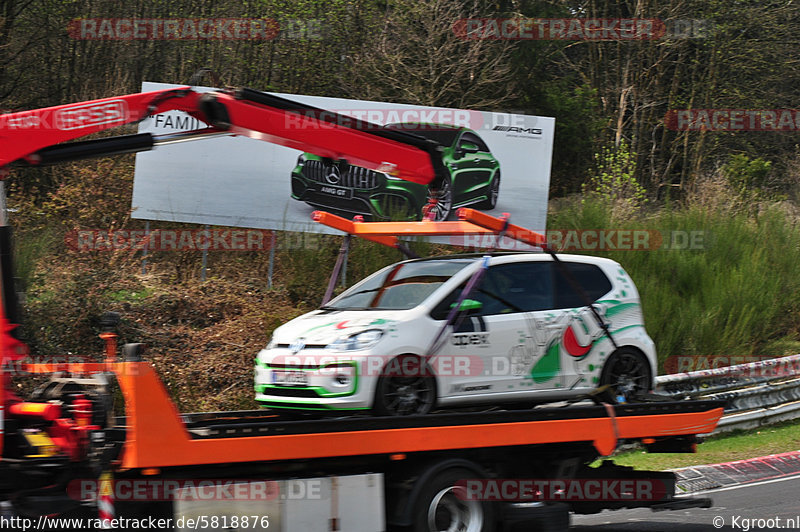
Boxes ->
[554,262,613,309]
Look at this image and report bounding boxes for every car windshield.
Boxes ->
[384,123,461,148]
[324,259,474,310]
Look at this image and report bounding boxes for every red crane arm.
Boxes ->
[0,86,441,185]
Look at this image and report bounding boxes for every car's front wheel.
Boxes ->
[599,347,652,402]
[424,175,453,221]
[373,355,437,416]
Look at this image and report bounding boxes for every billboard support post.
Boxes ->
[200,225,208,282]
[322,235,351,305]
[341,243,348,288]
[141,221,150,275]
[267,232,276,289]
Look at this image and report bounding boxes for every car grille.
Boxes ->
[302,160,382,189]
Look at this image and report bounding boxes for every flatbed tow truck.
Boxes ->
[0,82,724,531]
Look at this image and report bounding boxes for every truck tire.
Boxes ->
[412,467,495,532]
[504,502,570,532]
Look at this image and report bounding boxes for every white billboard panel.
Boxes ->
[132,82,554,242]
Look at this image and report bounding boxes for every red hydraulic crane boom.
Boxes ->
[0,86,444,185]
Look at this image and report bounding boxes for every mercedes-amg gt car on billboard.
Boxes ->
[290,123,501,221]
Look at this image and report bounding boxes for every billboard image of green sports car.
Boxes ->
[290,123,500,221]
[134,82,555,240]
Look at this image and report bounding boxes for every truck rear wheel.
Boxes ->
[412,467,495,532]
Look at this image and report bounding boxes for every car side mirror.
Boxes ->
[451,298,483,313]
[459,142,480,155]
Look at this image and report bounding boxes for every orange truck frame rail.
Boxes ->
[117,361,723,468]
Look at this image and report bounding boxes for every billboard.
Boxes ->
[132,82,554,243]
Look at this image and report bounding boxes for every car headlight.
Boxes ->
[297,154,306,166]
[327,329,384,351]
[265,336,276,350]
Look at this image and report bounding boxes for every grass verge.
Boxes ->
[605,419,800,470]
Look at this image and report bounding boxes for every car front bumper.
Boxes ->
[255,352,375,410]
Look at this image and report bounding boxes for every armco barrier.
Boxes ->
[655,354,800,433]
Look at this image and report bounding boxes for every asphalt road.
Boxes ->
[571,474,800,531]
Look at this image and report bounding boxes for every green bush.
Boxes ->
[723,154,772,195]
[721,154,785,205]
[584,140,648,220]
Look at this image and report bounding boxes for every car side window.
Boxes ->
[458,132,490,152]
[553,262,613,309]
[430,262,553,319]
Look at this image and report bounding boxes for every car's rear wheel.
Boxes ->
[424,175,453,221]
[373,356,437,416]
[599,347,652,402]
[477,171,500,210]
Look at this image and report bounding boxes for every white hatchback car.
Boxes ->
[255,253,656,415]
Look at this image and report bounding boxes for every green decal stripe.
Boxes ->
[256,400,368,411]
[302,321,339,334]
[604,302,640,317]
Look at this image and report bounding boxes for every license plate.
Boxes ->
[318,185,353,199]
[272,370,309,386]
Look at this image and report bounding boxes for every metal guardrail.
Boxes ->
[655,354,800,433]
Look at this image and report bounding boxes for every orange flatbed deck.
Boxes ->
[40,361,723,470]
